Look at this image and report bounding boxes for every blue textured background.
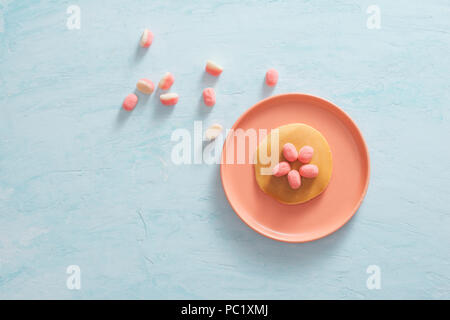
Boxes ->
[0,0,449,299]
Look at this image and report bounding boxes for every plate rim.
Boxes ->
[220,93,371,243]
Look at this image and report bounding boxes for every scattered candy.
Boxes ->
[287,170,301,189]
[283,143,298,162]
[136,78,155,95]
[205,60,223,76]
[298,146,314,163]
[160,93,179,106]
[299,164,319,178]
[272,161,291,177]
[140,29,154,48]
[122,93,138,111]
[265,68,279,86]
[205,123,223,141]
[158,72,175,90]
[203,88,216,107]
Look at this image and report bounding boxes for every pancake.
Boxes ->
[254,123,332,205]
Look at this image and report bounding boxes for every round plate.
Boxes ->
[220,93,370,243]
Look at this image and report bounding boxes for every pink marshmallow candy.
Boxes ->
[205,60,223,76]
[299,164,319,178]
[160,93,179,106]
[159,72,175,90]
[122,93,138,111]
[282,143,298,162]
[136,78,155,95]
[203,88,216,107]
[287,170,301,189]
[265,68,279,87]
[272,161,291,177]
[298,146,314,163]
[140,29,154,48]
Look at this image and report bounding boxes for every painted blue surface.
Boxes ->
[0,0,449,299]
